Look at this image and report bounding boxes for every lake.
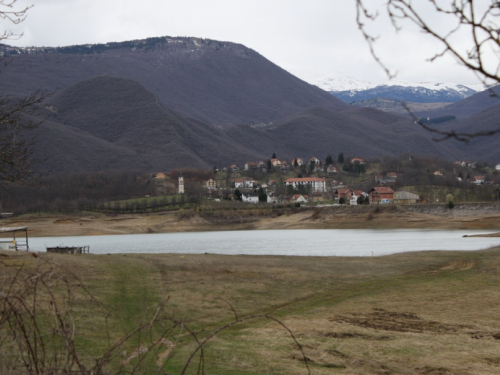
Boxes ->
[28,229,500,257]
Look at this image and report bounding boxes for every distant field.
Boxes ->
[2,246,500,374]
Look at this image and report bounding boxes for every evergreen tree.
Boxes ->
[309,160,316,173]
[258,187,267,203]
[234,189,242,201]
[325,154,334,166]
[338,152,344,164]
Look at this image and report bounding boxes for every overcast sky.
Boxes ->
[3,0,486,86]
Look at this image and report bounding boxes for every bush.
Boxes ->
[447,201,455,209]
[177,208,196,220]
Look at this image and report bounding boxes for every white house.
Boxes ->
[241,192,260,203]
[266,193,277,204]
[234,178,256,189]
[291,194,309,204]
[284,177,326,193]
[244,162,257,170]
[349,194,358,205]
[496,164,500,171]
[326,165,338,174]
[471,176,485,184]
[205,178,217,190]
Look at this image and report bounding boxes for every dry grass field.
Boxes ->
[2,245,500,374]
[1,205,500,373]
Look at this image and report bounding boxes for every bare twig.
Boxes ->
[355,0,500,141]
[180,314,312,375]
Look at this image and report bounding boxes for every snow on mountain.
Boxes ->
[309,72,374,92]
[379,80,486,94]
[306,72,488,103]
[307,72,487,96]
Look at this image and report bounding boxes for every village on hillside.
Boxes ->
[155,154,500,206]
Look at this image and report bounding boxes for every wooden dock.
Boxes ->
[46,246,90,254]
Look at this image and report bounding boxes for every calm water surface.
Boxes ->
[28,229,500,257]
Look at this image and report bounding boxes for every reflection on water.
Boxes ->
[28,229,500,257]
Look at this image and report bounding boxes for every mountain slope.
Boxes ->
[433,102,500,161]
[39,76,273,172]
[1,37,494,173]
[415,85,500,120]
[0,37,348,126]
[29,75,471,174]
[263,106,463,161]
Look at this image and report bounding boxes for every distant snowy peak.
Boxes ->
[309,73,374,92]
[306,73,489,103]
[379,80,480,94]
[308,72,487,95]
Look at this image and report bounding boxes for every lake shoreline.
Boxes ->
[3,203,500,238]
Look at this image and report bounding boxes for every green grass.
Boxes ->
[2,247,500,374]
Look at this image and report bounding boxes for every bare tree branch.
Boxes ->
[0,0,32,41]
[355,0,500,141]
[0,1,49,187]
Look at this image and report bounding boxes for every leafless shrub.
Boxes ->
[0,257,311,374]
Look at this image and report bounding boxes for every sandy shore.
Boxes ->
[2,203,500,238]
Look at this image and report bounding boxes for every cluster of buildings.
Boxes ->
[171,155,500,205]
[198,173,418,205]
[220,156,364,174]
[168,156,424,205]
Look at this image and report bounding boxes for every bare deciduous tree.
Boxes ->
[355,0,500,141]
[0,0,47,186]
[0,0,31,41]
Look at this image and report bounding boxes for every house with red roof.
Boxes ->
[244,162,257,170]
[334,188,353,201]
[471,176,485,184]
[368,187,394,204]
[291,194,309,203]
[270,158,281,167]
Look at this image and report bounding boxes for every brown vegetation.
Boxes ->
[2,243,500,374]
[3,203,500,238]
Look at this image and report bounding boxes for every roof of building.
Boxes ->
[0,227,29,233]
[242,193,259,197]
[336,188,352,194]
[370,187,394,193]
[285,177,325,182]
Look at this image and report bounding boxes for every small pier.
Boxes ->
[0,227,30,251]
[46,246,90,254]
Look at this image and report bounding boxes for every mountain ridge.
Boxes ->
[0,36,348,126]
[0,36,495,174]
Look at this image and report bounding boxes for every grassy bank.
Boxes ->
[2,247,500,374]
